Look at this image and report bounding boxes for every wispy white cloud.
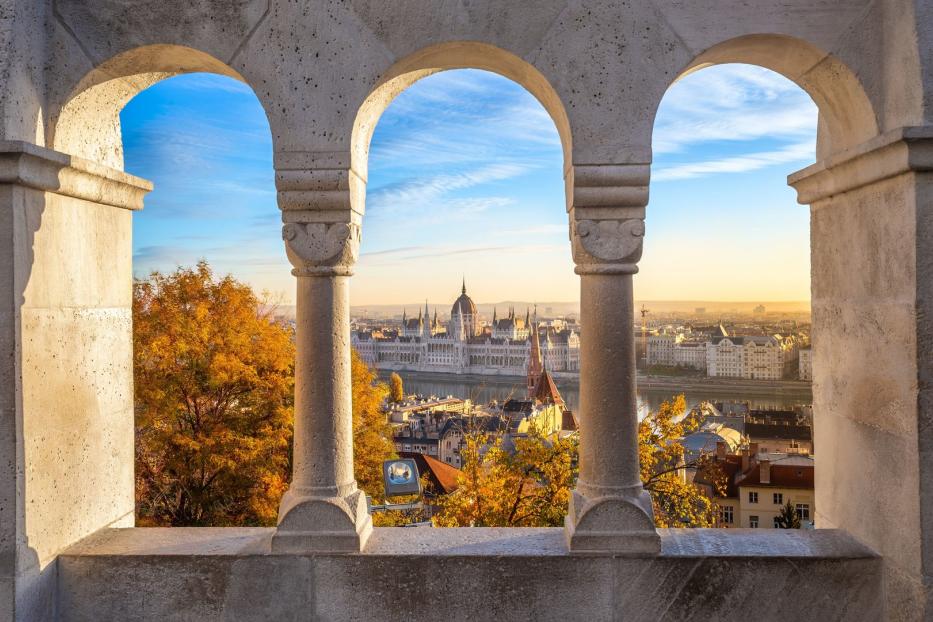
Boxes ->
[652,141,815,182]
[654,64,817,156]
[370,69,561,172]
[367,163,527,216]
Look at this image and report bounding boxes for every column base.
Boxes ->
[564,489,660,555]
[272,488,372,553]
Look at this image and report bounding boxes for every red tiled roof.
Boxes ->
[695,454,743,498]
[737,463,814,489]
[532,370,564,406]
[399,451,462,495]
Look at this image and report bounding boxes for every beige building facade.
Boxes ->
[1,1,932,619]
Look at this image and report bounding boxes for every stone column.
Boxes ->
[272,152,372,553]
[788,127,933,617]
[564,164,660,554]
[0,141,151,617]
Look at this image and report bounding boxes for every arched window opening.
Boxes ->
[644,63,818,529]
[354,68,577,527]
[117,73,291,528]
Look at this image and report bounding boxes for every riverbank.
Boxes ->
[378,370,812,401]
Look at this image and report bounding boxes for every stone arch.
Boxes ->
[669,34,879,159]
[51,44,269,170]
[350,41,573,214]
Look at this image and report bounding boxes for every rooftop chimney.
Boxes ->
[760,460,771,485]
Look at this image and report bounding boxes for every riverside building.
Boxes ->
[353,281,580,376]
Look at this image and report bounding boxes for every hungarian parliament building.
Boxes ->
[352,282,580,376]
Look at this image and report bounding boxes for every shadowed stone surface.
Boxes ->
[56,528,881,622]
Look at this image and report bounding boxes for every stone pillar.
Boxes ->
[788,127,933,618]
[0,141,150,618]
[272,152,372,553]
[564,164,660,554]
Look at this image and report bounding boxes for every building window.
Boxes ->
[796,503,810,520]
[748,491,758,504]
[750,516,759,528]
[720,506,734,525]
[773,493,783,505]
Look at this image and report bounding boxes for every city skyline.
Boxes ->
[123,65,816,305]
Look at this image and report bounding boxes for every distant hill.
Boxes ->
[271,299,810,321]
[350,300,810,320]
[634,300,811,314]
[348,301,581,320]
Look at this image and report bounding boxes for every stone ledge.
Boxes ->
[61,526,879,559]
[0,141,152,210]
[788,126,933,204]
[56,528,883,621]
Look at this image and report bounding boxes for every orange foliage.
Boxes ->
[350,349,397,502]
[134,262,294,526]
[432,425,577,527]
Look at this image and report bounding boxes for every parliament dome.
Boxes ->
[451,281,477,318]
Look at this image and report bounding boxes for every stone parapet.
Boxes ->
[57,527,882,621]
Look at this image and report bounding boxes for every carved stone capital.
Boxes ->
[282,221,360,276]
[567,162,649,274]
[571,218,645,273]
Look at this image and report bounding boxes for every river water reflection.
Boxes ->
[385,372,811,417]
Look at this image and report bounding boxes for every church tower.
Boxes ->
[527,321,543,397]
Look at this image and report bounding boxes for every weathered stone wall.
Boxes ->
[57,528,883,622]
[810,172,922,616]
[0,142,149,620]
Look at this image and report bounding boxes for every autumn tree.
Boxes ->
[776,499,802,529]
[350,350,398,500]
[431,395,723,529]
[134,262,294,526]
[432,423,577,527]
[639,395,726,527]
[389,372,405,403]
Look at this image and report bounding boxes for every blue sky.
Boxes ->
[123,65,817,306]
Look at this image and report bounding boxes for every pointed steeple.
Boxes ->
[527,318,543,398]
[433,307,438,328]
[402,308,407,323]
[525,307,530,327]
[493,307,497,324]
[461,276,466,295]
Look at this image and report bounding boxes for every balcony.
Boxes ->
[1,1,931,620]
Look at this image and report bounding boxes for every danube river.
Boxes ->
[384,371,812,416]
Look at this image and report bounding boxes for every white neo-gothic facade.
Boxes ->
[706,335,799,380]
[353,284,580,375]
[799,347,813,381]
